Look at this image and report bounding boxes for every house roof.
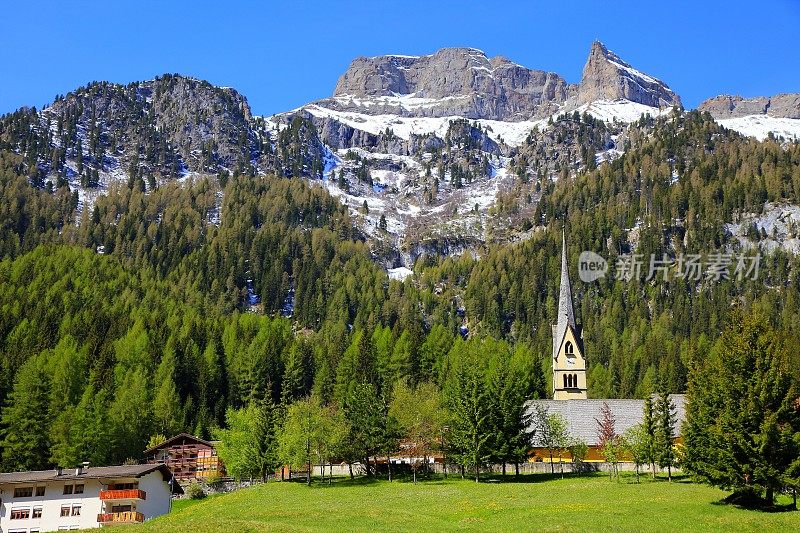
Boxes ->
[526,395,687,447]
[143,432,215,455]
[0,463,182,493]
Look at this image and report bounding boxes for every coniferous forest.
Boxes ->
[2,100,800,487]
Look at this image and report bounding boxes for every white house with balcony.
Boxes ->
[0,463,181,532]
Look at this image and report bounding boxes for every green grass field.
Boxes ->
[136,473,800,532]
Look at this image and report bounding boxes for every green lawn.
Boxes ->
[136,474,799,532]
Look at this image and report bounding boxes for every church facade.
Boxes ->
[526,232,686,462]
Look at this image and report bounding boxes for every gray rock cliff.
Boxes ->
[698,93,800,119]
[576,41,681,109]
[325,47,575,121]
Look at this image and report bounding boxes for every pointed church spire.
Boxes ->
[558,229,576,330]
[552,227,587,399]
[553,229,577,361]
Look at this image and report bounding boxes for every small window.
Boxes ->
[61,505,71,517]
[13,487,33,498]
[63,484,73,495]
[72,504,81,516]
[565,341,574,355]
[35,485,46,496]
[33,506,43,518]
[74,484,84,494]
[10,508,31,519]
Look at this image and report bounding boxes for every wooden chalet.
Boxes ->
[144,433,226,482]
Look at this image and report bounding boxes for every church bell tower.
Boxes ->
[551,231,587,400]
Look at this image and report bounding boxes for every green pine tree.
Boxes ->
[655,387,676,481]
[0,355,52,470]
[684,310,800,504]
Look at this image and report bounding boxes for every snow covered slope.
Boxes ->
[571,100,674,123]
[299,103,546,147]
[717,115,800,141]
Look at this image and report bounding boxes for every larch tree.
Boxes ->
[0,355,52,470]
[622,423,650,483]
[532,406,568,476]
[277,395,334,486]
[389,380,446,483]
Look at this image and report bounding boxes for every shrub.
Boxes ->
[186,483,206,500]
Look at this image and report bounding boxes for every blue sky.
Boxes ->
[1,0,798,115]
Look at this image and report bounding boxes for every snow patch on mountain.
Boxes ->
[297,104,545,147]
[388,266,414,281]
[331,93,473,112]
[572,100,673,123]
[717,115,800,141]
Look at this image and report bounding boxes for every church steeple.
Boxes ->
[552,229,587,399]
[557,229,576,334]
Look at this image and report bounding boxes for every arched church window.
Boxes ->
[565,341,574,355]
[563,374,568,389]
[573,374,578,387]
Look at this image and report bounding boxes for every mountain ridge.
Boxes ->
[321,41,681,122]
[698,93,800,119]
[3,41,799,266]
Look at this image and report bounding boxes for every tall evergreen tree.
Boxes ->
[486,342,533,475]
[0,355,52,470]
[643,394,658,479]
[445,343,491,482]
[684,310,800,504]
[340,381,387,477]
[655,387,677,481]
[153,347,182,436]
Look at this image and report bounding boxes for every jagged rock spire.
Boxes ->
[576,40,681,108]
[553,229,577,359]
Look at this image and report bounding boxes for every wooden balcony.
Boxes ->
[97,511,144,524]
[99,489,147,501]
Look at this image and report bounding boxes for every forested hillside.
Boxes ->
[2,87,800,472]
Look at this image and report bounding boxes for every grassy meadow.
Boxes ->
[127,473,800,532]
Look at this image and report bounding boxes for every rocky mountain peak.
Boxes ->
[576,40,681,109]
[327,47,574,121]
[43,74,260,177]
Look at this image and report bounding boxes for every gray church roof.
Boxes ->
[553,230,578,359]
[526,395,687,447]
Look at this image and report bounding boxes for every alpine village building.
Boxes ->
[144,433,226,483]
[526,232,686,462]
[0,463,181,532]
